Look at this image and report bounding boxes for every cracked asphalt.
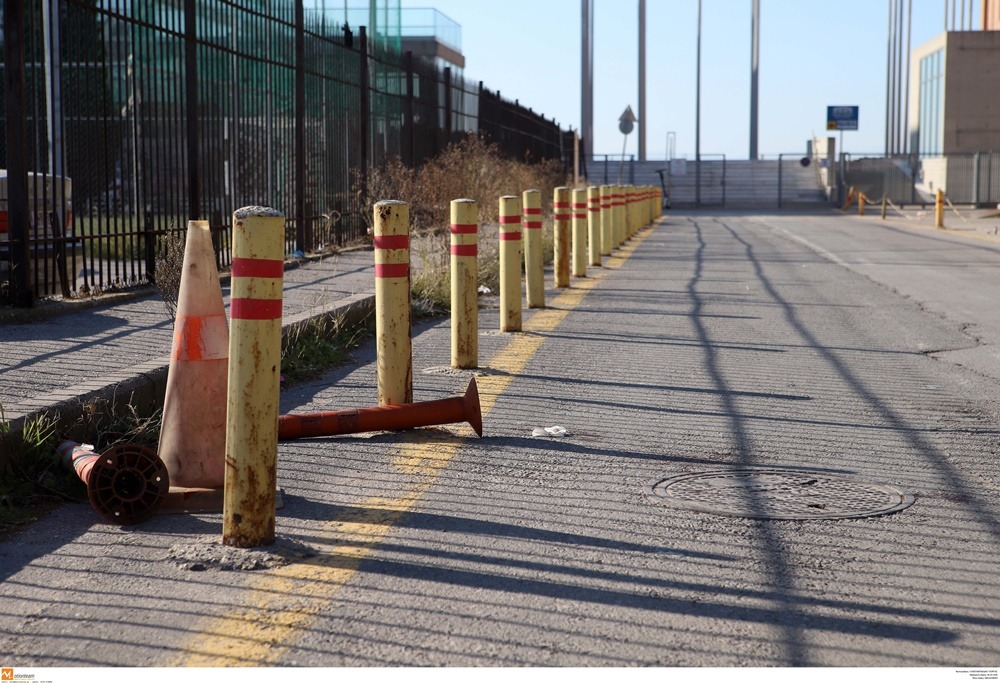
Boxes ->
[0,210,998,668]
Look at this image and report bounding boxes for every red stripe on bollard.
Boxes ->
[553,214,570,221]
[231,257,284,279]
[450,244,478,256]
[374,235,409,249]
[499,216,521,224]
[524,208,542,215]
[450,223,477,234]
[230,298,283,320]
[553,202,570,208]
[524,221,543,229]
[499,232,522,240]
[375,263,409,278]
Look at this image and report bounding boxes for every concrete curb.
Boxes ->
[2,291,376,450]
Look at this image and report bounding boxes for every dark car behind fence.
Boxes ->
[1,0,571,305]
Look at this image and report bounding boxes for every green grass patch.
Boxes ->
[281,314,374,386]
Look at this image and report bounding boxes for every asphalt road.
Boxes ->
[1,210,998,668]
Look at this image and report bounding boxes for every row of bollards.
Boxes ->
[76,183,659,546]
[372,184,662,396]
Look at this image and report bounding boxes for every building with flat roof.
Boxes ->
[908,29,1000,156]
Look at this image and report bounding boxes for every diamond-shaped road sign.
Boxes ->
[619,105,637,135]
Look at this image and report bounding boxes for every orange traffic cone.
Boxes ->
[158,220,229,488]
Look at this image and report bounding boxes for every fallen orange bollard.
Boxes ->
[278,378,483,440]
[57,440,170,525]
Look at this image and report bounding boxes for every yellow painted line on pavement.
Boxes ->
[175,221,662,667]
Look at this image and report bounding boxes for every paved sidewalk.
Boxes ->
[0,212,998,667]
[0,249,377,426]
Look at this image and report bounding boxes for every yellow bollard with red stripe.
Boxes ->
[624,186,634,240]
[159,220,229,489]
[450,198,478,368]
[223,206,285,548]
[599,185,613,256]
[588,186,602,267]
[553,186,571,288]
[571,188,588,278]
[935,189,944,228]
[613,185,625,247]
[522,189,545,307]
[499,195,523,332]
[374,200,413,405]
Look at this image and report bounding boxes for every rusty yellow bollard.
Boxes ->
[553,186,571,288]
[223,206,285,548]
[499,195,523,332]
[858,192,866,216]
[881,194,888,220]
[572,188,588,278]
[935,189,945,228]
[588,186,602,267]
[522,189,545,308]
[613,185,626,247]
[374,200,413,405]
[599,185,613,256]
[450,198,478,369]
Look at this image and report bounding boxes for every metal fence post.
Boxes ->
[404,51,414,167]
[444,66,453,146]
[144,209,156,283]
[973,152,981,207]
[295,0,306,252]
[777,154,783,208]
[4,0,32,307]
[184,0,200,221]
[721,154,727,206]
[358,26,370,203]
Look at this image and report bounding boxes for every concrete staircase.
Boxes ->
[623,159,829,209]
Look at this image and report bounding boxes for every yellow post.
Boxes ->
[223,206,285,548]
[374,200,413,405]
[935,188,945,228]
[627,185,636,238]
[588,186,602,267]
[599,185,613,256]
[450,198,478,368]
[571,188,588,278]
[881,194,888,220]
[553,186,571,288]
[613,185,625,247]
[858,192,866,216]
[499,195,523,332]
[522,189,545,307]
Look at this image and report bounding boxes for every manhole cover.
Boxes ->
[646,469,914,520]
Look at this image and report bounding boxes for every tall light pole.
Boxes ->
[638,0,646,161]
[695,0,702,206]
[749,0,759,160]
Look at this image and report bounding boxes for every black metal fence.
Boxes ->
[1,0,569,305]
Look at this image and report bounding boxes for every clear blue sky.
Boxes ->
[395,0,979,160]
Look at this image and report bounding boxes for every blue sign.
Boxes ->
[827,106,859,131]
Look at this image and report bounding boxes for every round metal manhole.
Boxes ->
[646,469,914,520]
